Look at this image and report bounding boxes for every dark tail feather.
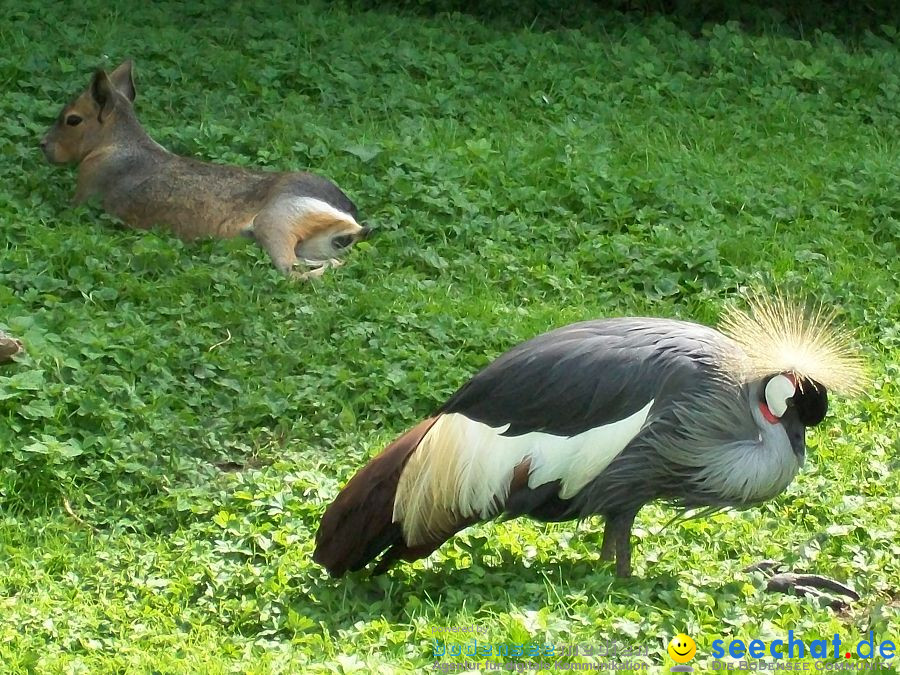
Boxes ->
[313,416,440,577]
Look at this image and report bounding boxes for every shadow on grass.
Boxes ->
[300,556,685,631]
[352,0,898,40]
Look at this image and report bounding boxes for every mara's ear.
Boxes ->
[109,59,136,102]
[90,70,118,122]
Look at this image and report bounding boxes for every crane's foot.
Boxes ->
[744,561,859,610]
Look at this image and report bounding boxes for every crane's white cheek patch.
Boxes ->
[765,373,795,418]
[393,402,653,546]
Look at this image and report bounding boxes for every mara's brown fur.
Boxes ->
[0,331,23,363]
[41,60,369,277]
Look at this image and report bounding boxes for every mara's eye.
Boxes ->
[332,234,354,249]
[65,114,83,127]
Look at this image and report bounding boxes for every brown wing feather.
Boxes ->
[313,416,440,577]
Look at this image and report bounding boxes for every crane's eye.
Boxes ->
[65,114,83,127]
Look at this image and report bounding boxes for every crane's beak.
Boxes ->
[787,424,806,464]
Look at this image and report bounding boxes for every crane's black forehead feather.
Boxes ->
[794,378,828,426]
[440,317,735,437]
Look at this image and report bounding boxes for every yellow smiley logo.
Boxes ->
[668,633,697,664]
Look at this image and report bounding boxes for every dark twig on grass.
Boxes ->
[1,331,23,363]
[744,560,860,610]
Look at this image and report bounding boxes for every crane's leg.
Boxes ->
[600,512,637,578]
[600,521,616,561]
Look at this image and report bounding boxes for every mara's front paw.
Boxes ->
[291,258,343,281]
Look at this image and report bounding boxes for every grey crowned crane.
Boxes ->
[314,295,862,587]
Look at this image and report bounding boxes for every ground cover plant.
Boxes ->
[1,0,898,672]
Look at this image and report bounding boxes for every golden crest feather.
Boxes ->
[718,292,865,395]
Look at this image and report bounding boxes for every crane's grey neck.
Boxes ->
[649,380,802,506]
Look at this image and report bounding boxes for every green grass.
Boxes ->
[1,0,899,672]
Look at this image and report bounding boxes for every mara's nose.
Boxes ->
[359,224,373,239]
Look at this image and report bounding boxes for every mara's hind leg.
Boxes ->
[250,211,297,275]
[250,217,339,280]
[251,197,362,277]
